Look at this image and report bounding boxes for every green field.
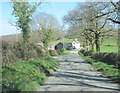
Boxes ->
[102,37,118,46]
[100,46,118,52]
[51,38,74,45]
[52,37,118,52]
[89,45,118,52]
[89,37,118,52]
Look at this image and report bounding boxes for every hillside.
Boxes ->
[1,34,22,43]
[1,32,43,44]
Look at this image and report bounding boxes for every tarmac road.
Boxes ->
[36,49,119,92]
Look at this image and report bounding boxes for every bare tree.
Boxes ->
[91,2,120,24]
[64,2,115,52]
[30,12,62,46]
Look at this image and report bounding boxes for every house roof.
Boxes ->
[57,42,72,47]
[59,42,71,45]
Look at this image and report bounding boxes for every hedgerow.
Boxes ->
[78,51,120,84]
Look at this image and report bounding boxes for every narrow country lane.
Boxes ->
[36,49,119,91]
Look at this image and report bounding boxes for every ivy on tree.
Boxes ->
[12,2,41,45]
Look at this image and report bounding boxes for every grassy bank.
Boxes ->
[78,51,120,84]
[2,56,60,92]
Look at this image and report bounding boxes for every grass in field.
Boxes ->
[100,46,118,52]
[51,38,74,45]
[2,57,60,91]
[89,37,118,52]
[102,37,118,46]
[89,45,118,52]
[78,51,120,84]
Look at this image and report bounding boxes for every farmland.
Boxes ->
[89,37,118,52]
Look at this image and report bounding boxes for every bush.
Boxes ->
[80,49,86,54]
[80,49,93,56]
[56,48,66,54]
[35,45,45,57]
[49,49,58,56]
[91,52,118,66]
[2,56,60,91]
[79,49,118,66]
[60,48,66,53]
[67,46,73,50]
[56,49,61,54]
[2,41,46,66]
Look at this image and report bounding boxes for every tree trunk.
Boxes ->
[91,41,94,52]
[95,34,100,52]
[22,28,30,46]
[85,39,89,51]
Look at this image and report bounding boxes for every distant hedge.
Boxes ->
[80,49,119,67]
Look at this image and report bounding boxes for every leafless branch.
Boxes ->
[107,18,120,24]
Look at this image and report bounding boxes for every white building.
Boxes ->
[72,39,80,49]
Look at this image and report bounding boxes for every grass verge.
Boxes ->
[2,56,60,92]
[78,51,120,84]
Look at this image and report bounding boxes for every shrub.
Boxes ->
[91,52,118,66]
[56,48,66,54]
[67,46,73,50]
[2,41,46,66]
[60,48,66,53]
[2,40,10,52]
[56,49,61,54]
[35,45,45,57]
[79,49,118,66]
[49,49,58,56]
[80,49,93,56]
[80,49,86,54]
[42,47,49,57]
